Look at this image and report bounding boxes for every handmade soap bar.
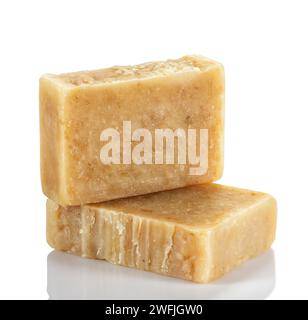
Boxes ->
[40,55,224,205]
[46,184,276,283]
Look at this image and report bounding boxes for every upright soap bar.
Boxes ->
[40,55,224,205]
[47,184,277,283]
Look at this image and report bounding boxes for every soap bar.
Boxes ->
[40,55,224,205]
[46,184,276,283]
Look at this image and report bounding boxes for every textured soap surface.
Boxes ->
[40,55,224,206]
[46,184,276,283]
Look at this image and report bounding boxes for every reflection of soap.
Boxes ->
[40,55,224,206]
[46,184,277,283]
[47,250,275,300]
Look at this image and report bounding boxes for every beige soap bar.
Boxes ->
[47,184,276,283]
[40,55,224,206]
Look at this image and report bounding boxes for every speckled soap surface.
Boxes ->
[47,184,277,283]
[40,55,224,206]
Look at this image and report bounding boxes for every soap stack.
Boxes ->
[40,55,276,283]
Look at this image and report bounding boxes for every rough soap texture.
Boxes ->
[40,55,224,205]
[47,184,277,283]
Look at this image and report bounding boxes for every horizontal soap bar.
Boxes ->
[46,184,277,283]
[40,55,224,205]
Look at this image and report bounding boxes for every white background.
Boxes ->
[0,0,307,300]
